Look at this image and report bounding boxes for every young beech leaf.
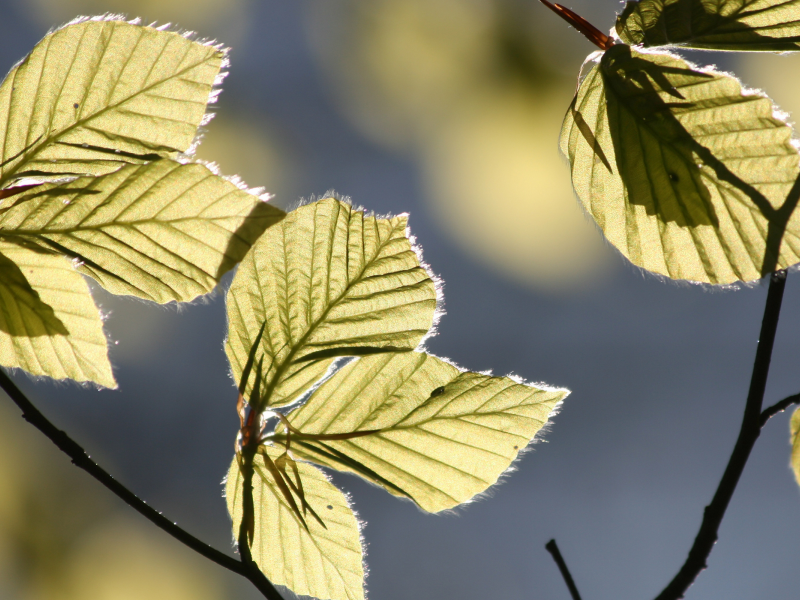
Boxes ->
[0,241,113,387]
[0,160,284,303]
[279,351,568,513]
[225,448,365,600]
[791,406,800,487]
[0,18,224,188]
[225,197,437,408]
[561,45,800,284]
[617,0,800,52]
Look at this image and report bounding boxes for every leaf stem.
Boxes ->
[760,392,800,427]
[0,368,283,600]
[654,269,788,600]
[538,0,614,50]
[545,539,583,600]
[235,442,284,600]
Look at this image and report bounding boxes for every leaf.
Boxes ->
[617,0,800,52]
[0,18,224,188]
[0,250,66,336]
[791,406,800,487]
[225,448,365,600]
[560,45,800,284]
[0,241,114,387]
[0,160,284,303]
[280,352,567,513]
[225,197,438,408]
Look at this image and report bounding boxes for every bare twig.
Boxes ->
[654,270,788,600]
[760,393,800,427]
[545,539,583,600]
[0,368,283,600]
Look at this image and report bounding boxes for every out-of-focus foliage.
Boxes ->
[562,45,800,284]
[740,51,800,123]
[306,0,612,291]
[0,18,284,386]
[0,401,225,600]
[17,0,249,46]
[225,198,568,600]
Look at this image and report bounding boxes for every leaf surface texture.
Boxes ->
[226,448,364,600]
[282,352,567,512]
[791,406,800,487]
[617,0,800,51]
[0,19,224,187]
[0,160,284,303]
[226,198,437,407]
[561,46,800,284]
[0,241,113,386]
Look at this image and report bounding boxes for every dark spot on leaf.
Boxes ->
[73,103,79,109]
[430,386,445,397]
[668,172,679,182]
[513,445,518,450]
[327,505,333,510]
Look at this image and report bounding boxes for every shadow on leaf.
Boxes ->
[0,251,67,336]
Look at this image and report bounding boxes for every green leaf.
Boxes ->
[0,250,66,336]
[225,197,438,408]
[561,45,800,284]
[225,448,365,600]
[0,160,284,303]
[0,241,114,387]
[0,18,224,189]
[617,0,800,52]
[791,406,800,487]
[280,352,567,513]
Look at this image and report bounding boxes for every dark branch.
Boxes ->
[654,270,788,600]
[760,393,800,427]
[545,539,583,600]
[0,368,283,600]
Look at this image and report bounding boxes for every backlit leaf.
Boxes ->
[617,0,800,52]
[0,250,66,336]
[225,448,364,600]
[791,406,800,487]
[561,45,800,284]
[0,160,284,303]
[226,197,437,408]
[281,352,567,513]
[0,241,113,387]
[0,18,224,188]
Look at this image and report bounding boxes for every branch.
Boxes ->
[0,368,283,600]
[760,393,800,427]
[545,539,583,600]
[654,270,788,600]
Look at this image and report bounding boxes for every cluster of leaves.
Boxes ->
[0,16,570,600]
[546,0,800,489]
[223,198,567,600]
[0,16,283,387]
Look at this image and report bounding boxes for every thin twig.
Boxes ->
[0,368,283,600]
[545,539,583,600]
[654,270,788,600]
[760,393,800,427]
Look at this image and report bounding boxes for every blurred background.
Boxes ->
[0,1,799,599]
